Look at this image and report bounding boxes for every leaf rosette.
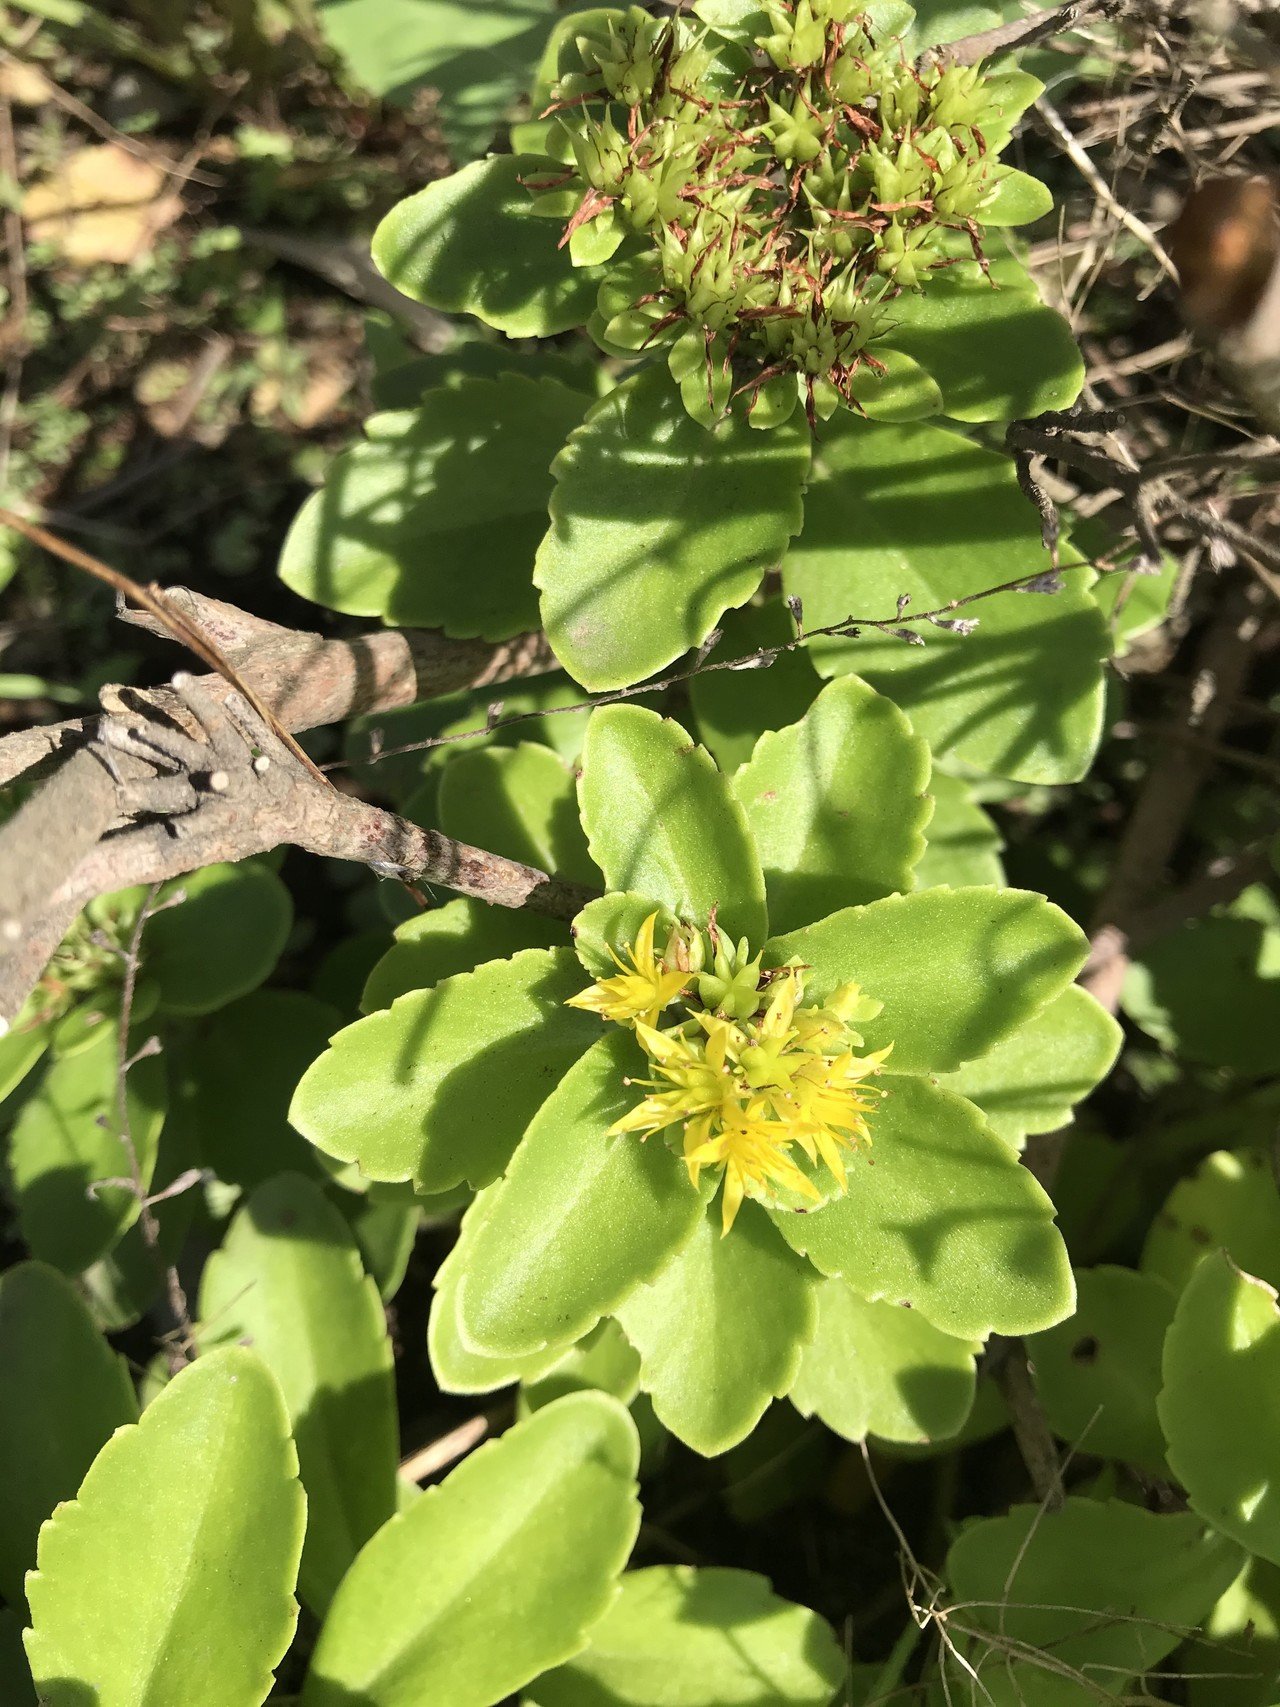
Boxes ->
[292,681,1111,1455]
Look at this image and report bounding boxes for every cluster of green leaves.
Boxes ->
[3,1253,848,1707]
[295,683,1121,1457]
[281,0,1113,723]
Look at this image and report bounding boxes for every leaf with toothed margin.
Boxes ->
[769,1076,1074,1339]
[535,366,811,692]
[579,705,768,944]
[455,1030,704,1360]
[766,886,1088,1076]
[615,1202,819,1456]
[289,948,600,1193]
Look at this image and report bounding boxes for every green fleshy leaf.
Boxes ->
[901,0,1023,53]
[944,1498,1242,1705]
[372,155,602,337]
[314,0,578,160]
[883,252,1084,421]
[767,887,1087,1075]
[615,1202,818,1456]
[913,771,1005,888]
[0,1017,47,1103]
[145,861,292,1016]
[341,1189,420,1302]
[1029,1264,1174,1475]
[571,893,681,980]
[186,991,342,1191]
[429,1188,574,1395]
[1183,1557,1280,1707]
[362,898,561,1012]
[770,1076,1073,1338]
[1142,1149,1280,1296]
[9,1021,165,1274]
[535,366,811,691]
[981,167,1056,226]
[531,1565,848,1707]
[790,1280,978,1445]
[0,1262,138,1609]
[438,742,595,883]
[456,1030,704,1358]
[783,417,1108,784]
[580,705,768,942]
[26,1348,305,1707]
[290,948,599,1192]
[688,600,823,776]
[301,1393,641,1707]
[1123,884,1280,1078]
[278,377,588,635]
[733,675,931,933]
[199,1175,398,1615]
[845,347,943,420]
[521,1319,643,1414]
[934,984,1122,1146]
[1160,1252,1280,1565]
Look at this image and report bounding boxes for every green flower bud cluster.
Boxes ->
[530,0,1042,427]
[28,892,136,1024]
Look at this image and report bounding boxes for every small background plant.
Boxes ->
[1,0,1279,1704]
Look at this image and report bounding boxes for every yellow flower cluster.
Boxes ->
[568,913,890,1232]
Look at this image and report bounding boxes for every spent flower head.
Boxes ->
[533,0,1039,426]
[570,912,891,1232]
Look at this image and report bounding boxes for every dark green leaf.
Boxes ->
[145,861,292,1016]
[361,898,561,1012]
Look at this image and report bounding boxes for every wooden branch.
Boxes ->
[931,0,1121,67]
[1,677,595,1027]
[0,586,555,789]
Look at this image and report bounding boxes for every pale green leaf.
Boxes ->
[883,252,1084,422]
[580,705,768,942]
[290,947,599,1191]
[935,984,1122,1145]
[1142,1149,1280,1296]
[535,366,811,691]
[372,156,601,337]
[531,1565,847,1707]
[1029,1265,1174,1474]
[914,771,1005,888]
[522,1319,643,1414]
[733,674,931,932]
[791,1280,979,1445]
[438,742,595,882]
[615,1202,818,1456]
[456,1030,704,1358]
[199,1174,398,1615]
[0,1262,137,1608]
[145,861,292,1016]
[1160,1252,1280,1565]
[26,1347,305,1707]
[571,893,680,980]
[945,1498,1242,1705]
[429,1188,574,1395]
[768,887,1087,1075]
[301,1392,641,1707]
[278,377,588,634]
[771,1076,1074,1338]
[783,417,1108,784]
[342,1189,420,1302]
[9,1021,165,1274]
[981,167,1056,226]
[845,347,943,420]
[0,1017,47,1103]
[362,898,561,1012]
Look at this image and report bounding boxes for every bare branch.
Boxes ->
[930,0,1121,68]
